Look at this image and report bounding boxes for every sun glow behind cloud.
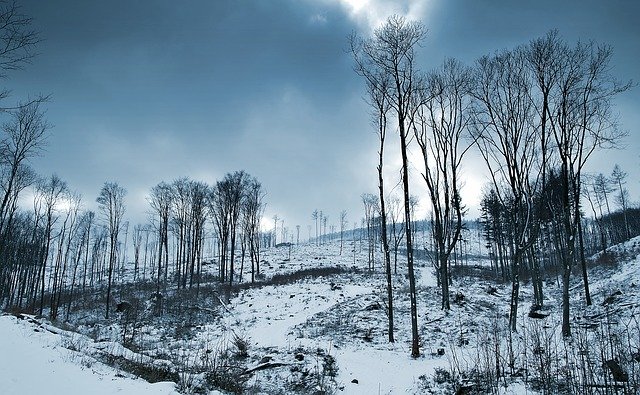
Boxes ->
[333,0,433,31]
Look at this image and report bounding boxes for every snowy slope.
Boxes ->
[0,314,180,395]
[2,234,639,394]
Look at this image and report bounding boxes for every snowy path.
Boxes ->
[227,281,372,348]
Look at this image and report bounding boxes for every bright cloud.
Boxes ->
[334,0,433,31]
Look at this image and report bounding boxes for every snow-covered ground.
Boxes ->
[2,232,639,394]
[0,314,180,395]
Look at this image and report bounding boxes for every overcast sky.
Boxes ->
[9,0,640,233]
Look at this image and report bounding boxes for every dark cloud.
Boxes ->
[6,0,639,228]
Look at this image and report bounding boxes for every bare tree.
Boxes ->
[361,193,378,271]
[611,164,630,240]
[312,210,318,246]
[593,173,614,217]
[211,171,247,286]
[280,219,289,243]
[132,224,143,281]
[0,102,48,237]
[0,2,38,69]
[50,191,82,320]
[242,177,265,283]
[97,182,126,319]
[188,180,209,290]
[582,174,607,252]
[413,58,472,311]
[319,210,324,245]
[0,1,42,107]
[35,174,67,315]
[471,47,540,331]
[66,208,93,320]
[0,1,46,259]
[170,177,190,288]
[339,210,347,255]
[387,195,405,274]
[351,15,426,357]
[593,172,616,246]
[149,182,171,294]
[322,215,327,245]
[272,214,279,247]
[543,38,630,335]
[365,69,395,340]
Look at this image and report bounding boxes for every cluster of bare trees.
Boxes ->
[0,172,125,320]
[474,30,629,336]
[352,15,472,356]
[0,169,267,320]
[352,16,631,357]
[210,171,265,285]
[583,164,635,249]
[149,171,266,293]
[311,209,332,245]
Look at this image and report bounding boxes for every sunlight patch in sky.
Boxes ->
[335,0,433,31]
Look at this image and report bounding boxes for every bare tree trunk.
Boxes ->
[378,144,394,343]
[400,123,419,357]
[577,215,591,306]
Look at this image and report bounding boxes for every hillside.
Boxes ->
[2,235,640,394]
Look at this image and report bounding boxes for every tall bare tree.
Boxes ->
[32,175,67,315]
[471,47,540,331]
[49,191,81,320]
[0,102,48,237]
[188,180,209,290]
[312,210,318,246]
[149,182,172,294]
[583,174,608,251]
[413,58,472,311]
[272,214,279,247]
[365,70,395,341]
[242,177,265,283]
[170,177,190,288]
[97,182,126,319]
[351,15,426,357]
[543,38,630,336]
[132,224,143,281]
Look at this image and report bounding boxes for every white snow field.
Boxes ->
[1,230,639,394]
[0,313,180,395]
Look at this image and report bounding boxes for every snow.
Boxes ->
[3,230,639,394]
[226,281,371,348]
[336,347,437,394]
[0,314,180,395]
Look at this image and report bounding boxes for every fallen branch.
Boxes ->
[242,361,288,375]
[212,292,232,314]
